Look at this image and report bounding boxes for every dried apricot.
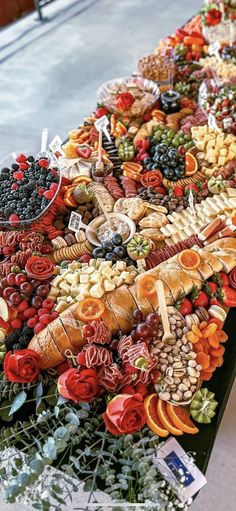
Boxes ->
[187,331,199,344]
[192,325,203,337]
[202,323,218,337]
[194,342,205,353]
[196,351,210,369]
[208,318,224,330]
[201,370,214,381]
[208,336,220,349]
[216,356,224,367]
[210,345,225,357]
[199,321,208,330]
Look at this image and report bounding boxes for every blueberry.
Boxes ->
[112,233,123,246]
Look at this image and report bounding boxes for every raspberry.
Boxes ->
[42,299,54,310]
[51,311,59,320]
[23,307,37,318]
[13,171,24,180]
[17,300,29,312]
[37,187,45,196]
[43,190,54,200]
[11,183,18,191]
[0,318,10,330]
[34,323,44,334]
[9,214,20,227]
[39,314,52,325]
[27,317,38,328]
[16,154,27,163]
[38,308,49,317]
[10,318,23,329]
[39,158,49,168]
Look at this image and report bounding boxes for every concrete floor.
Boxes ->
[0,0,236,510]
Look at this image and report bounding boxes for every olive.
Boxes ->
[102,240,114,252]
[146,163,153,171]
[156,143,168,154]
[112,232,123,246]
[92,247,106,259]
[160,155,168,165]
[105,252,118,262]
[168,148,178,160]
[113,246,127,258]
[151,163,160,170]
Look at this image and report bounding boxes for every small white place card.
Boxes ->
[153,437,207,503]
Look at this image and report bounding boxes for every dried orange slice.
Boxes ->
[77,298,105,322]
[157,399,183,436]
[136,274,156,299]
[144,394,169,437]
[185,152,198,176]
[177,249,201,270]
[121,162,143,174]
[152,109,166,122]
[166,404,199,435]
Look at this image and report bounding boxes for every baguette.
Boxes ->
[28,238,236,369]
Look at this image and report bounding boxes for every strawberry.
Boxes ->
[39,158,49,168]
[185,183,199,194]
[43,190,54,200]
[176,296,193,316]
[13,171,24,180]
[19,162,29,170]
[218,272,229,287]
[210,297,223,307]
[191,287,209,308]
[204,281,218,297]
[220,286,236,307]
[95,107,109,118]
[173,185,184,197]
[34,323,44,334]
[16,154,27,163]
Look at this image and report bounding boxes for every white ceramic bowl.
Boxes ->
[86,212,136,247]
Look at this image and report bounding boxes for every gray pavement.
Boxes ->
[0,0,236,510]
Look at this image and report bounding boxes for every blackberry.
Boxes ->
[4,330,21,350]
[11,163,19,171]
[11,343,21,351]
[18,339,29,349]
[22,324,33,337]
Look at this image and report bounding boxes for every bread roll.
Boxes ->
[28,238,236,370]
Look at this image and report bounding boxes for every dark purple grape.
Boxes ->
[135,323,151,339]
[133,309,143,322]
[146,313,159,326]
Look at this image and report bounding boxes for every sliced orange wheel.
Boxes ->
[185,152,198,176]
[157,398,183,436]
[136,274,157,299]
[77,298,105,322]
[166,403,199,435]
[144,394,169,437]
[177,249,201,270]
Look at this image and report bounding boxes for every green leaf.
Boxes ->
[51,484,63,495]
[43,437,57,460]
[35,382,43,410]
[9,391,27,416]
[45,384,58,406]
[0,400,13,422]
[54,426,70,442]
[83,479,97,492]
[65,412,80,425]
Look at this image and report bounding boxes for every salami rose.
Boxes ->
[229,268,236,290]
[25,256,55,280]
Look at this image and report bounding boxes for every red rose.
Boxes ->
[205,8,222,26]
[58,368,99,403]
[103,393,147,435]
[4,349,40,383]
[115,92,135,112]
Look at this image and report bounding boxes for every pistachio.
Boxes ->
[183,378,191,388]
[165,376,174,385]
[174,370,185,377]
[187,367,197,377]
[171,393,180,402]
[179,383,189,392]
[167,355,174,364]
[161,364,167,373]
[166,367,174,377]
[159,391,171,401]
[184,391,192,400]
[188,360,197,367]
[189,376,197,384]
[172,362,183,369]
[174,377,181,385]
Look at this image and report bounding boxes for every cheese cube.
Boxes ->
[90,283,104,298]
[90,272,101,284]
[66,273,78,284]
[79,274,89,284]
[51,275,63,287]
[218,156,226,166]
[113,276,123,287]
[89,259,97,267]
[104,279,116,292]
[55,302,69,313]
[101,265,114,278]
[115,261,126,271]
[59,282,71,293]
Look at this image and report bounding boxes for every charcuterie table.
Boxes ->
[0,1,235,510]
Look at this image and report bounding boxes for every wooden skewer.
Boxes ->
[156,280,175,344]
